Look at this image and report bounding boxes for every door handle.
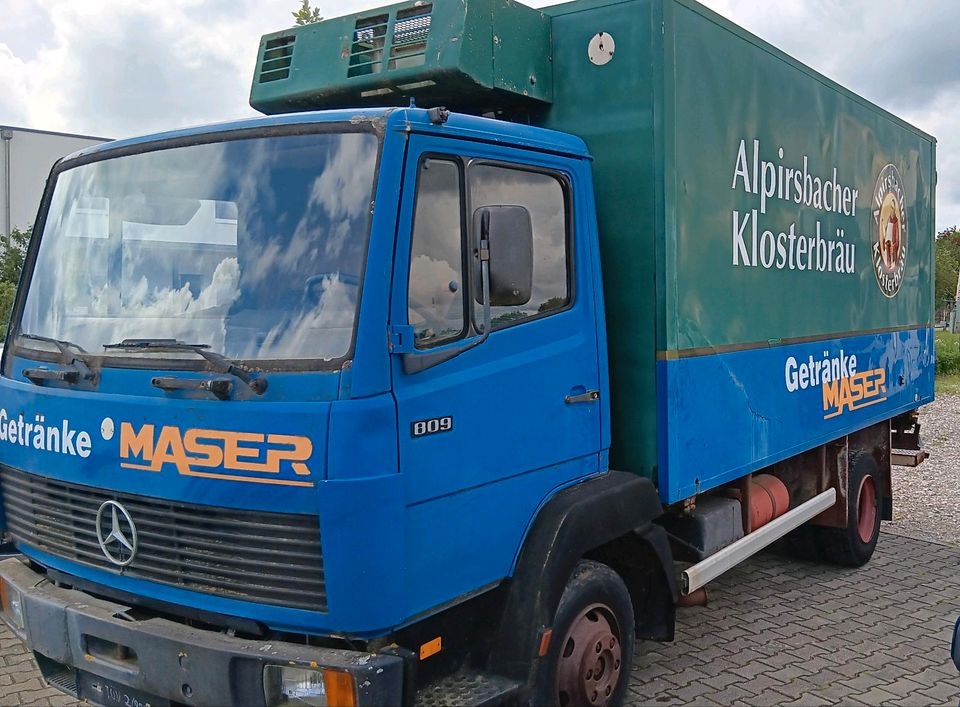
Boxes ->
[565,389,600,404]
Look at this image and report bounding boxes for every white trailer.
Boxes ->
[1,126,109,236]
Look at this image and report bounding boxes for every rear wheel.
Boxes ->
[780,451,881,566]
[816,451,881,566]
[538,561,635,707]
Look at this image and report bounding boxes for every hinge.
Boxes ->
[389,324,416,353]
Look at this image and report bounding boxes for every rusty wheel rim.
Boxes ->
[856,474,878,544]
[556,603,622,707]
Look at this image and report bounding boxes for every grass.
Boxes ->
[935,330,960,375]
[935,331,960,394]
[935,373,960,396]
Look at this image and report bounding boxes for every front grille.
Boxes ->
[1,468,327,612]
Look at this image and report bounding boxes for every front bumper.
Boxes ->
[0,557,403,706]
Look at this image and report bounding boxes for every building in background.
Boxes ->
[1,126,109,236]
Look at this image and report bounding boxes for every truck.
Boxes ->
[0,0,935,705]
[1,126,108,237]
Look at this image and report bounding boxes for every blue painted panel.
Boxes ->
[657,327,935,503]
[402,456,599,619]
[0,371,335,515]
[326,394,398,481]
[349,111,410,399]
[390,134,603,621]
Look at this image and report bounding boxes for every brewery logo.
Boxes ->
[871,164,907,297]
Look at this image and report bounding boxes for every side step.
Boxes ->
[681,488,837,594]
[892,449,929,467]
[415,670,522,707]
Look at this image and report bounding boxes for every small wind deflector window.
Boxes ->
[408,158,465,348]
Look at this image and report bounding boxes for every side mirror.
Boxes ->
[472,206,533,307]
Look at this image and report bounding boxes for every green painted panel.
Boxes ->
[542,0,934,483]
[250,0,552,114]
[539,0,663,481]
[666,0,935,353]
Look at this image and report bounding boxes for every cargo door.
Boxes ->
[389,134,602,616]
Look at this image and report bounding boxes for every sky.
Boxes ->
[0,0,957,231]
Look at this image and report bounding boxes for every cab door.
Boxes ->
[389,134,603,616]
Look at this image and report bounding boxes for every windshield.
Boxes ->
[15,128,379,367]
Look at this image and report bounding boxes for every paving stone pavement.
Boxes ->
[628,530,960,706]
[0,530,956,705]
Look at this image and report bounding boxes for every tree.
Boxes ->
[0,226,31,338]
[935,226,960,306]
[292,0,322,26]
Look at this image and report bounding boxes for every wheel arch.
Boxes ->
[489,471,676,684]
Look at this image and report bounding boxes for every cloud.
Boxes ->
[698,0,960,231]
[0,0,289,137]
[0,44,31,127]
[1,0,955,230]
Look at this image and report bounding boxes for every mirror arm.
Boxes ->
[403,229,492,375]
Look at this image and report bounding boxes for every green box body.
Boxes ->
[251,0,935,501]
[251,0,552,114]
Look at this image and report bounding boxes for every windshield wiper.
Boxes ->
[103,338,268,397]
[18,333,89,356]
[17,334,95,386]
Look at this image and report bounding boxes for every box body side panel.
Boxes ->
[658,1,935,501]
[541,0,934,502]
[667,0,934,350]
[540,0,661,482]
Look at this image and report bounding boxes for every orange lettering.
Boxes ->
[222,431,266,472]
[823,379,840,413]
[266,434,313,476]
[119,423,159,471]
[152,426,191,474]
[184,429,225,468]
[117,422,314,485]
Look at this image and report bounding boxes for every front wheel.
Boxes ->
[537,561,635,707]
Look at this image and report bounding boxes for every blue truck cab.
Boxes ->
[0,0,937,705]
[0,108,673,706]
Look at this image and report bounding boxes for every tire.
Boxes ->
[811,451,882,566]
[535,561,635,707]
[779,451,882,566]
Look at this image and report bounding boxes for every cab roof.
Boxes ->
[63,108,591,164]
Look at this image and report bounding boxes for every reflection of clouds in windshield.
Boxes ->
[254,274,355,360]
[245,134,377,289]
[20,132,376,363]
[92,257,239,317]
[51,258,241,349]
[232,140,279,259]
[310,133,378,260]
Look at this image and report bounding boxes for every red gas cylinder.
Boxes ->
[749,474,790,529]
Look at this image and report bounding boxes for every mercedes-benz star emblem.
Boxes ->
[95,501,138,567]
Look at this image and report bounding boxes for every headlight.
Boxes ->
[0,577,24,631]
[263,665,356,707]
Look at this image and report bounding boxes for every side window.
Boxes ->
[468,164,570,328]
[408,158,465,348]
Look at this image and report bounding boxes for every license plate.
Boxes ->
[77,671,170,707]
